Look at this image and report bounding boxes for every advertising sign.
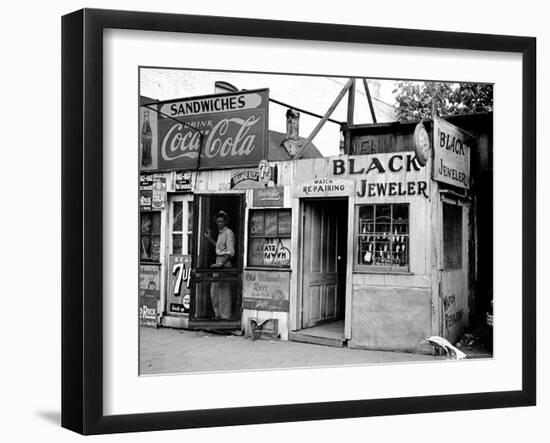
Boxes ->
[175,171,194,192]
[294,153,430,200]
[168,255,192,315]
[248,237,292,267]
[243,270,290,312]
[230,169,260,189]
[151,176,166,210]
[139,174,154,211]
[293,178,355,198]
[139,264,161,327]
[155,89,269,171]
[433,117,472,189]
[139,100,158,171]
[252,187,284,207]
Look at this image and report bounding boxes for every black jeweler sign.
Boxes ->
[433,117,472,189]
[152,89,269,171]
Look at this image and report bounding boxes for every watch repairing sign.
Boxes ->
[433,117,472,189]
[155,89,269,170]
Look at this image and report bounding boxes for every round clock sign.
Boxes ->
[413,122,431,166]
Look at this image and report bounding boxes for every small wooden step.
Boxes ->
[290,331,345,348]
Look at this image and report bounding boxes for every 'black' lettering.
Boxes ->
[418,181,428,198]
[333,159,345,175]
[366,158,386,174]
[388,155,403,172]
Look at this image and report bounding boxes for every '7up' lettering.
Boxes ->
[172,262,192,296]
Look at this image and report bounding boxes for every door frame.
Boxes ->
[293,197,353,337]
[164,192,194,317]
[188,191,246,329]
[438,193,469,340]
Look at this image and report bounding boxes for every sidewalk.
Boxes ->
[139,326,442,375]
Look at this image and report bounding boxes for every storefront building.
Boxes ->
[139,88,492,354]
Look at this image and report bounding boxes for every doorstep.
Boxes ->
[290,321,346,348]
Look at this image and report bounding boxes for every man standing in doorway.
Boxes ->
[204,210,235,319]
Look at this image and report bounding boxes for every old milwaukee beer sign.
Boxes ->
[156,89,269,170]
[433,117,472,189]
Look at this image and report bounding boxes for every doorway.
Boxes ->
[189,193,245,330]
[293,198,348,346]
[440,198,469,343]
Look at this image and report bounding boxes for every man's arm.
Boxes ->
[204,230,217,247]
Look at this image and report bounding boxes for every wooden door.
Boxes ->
[189,193,244,329]
[440,200,469,343]
[301,200,341,328]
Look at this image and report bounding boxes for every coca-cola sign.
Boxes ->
[156,89,268,170]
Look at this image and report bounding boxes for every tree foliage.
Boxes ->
[393,81,493,121]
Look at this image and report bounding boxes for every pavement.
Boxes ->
[139,326,443,375]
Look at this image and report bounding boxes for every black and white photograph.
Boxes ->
[138,68,494,375]
[2,0,546,441]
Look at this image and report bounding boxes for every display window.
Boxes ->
[356,204,409,271]
[248,209,291,268]
[169,196,194,256]
[140,211,161,262]
[443,203,463,270]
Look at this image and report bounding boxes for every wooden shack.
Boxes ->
[138,88,492,354]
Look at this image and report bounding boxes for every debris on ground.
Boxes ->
[455,328,493,358]
[421,336,467,360]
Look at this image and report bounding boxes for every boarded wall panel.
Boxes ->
[349,286,433,353]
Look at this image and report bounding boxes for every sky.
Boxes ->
[140,68,399,157]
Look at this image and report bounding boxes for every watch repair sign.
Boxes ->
[433,117,472,189]
[155,89,269,171]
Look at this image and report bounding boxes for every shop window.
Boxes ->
[170,198,194,256]
[187,201,194,256]
[140,211,161,262]
[171,200,183,254]
[443,203,462,269]
[356,204,409,271]
[248,209,291,268]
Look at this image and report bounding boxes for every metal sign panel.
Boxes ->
[167,255,192,315]
[154,89,269,171]
[139,103,159,171]
[139,264,161,327]
[433,117,472,189]
[243,270,290,312]
[252,187,285,207]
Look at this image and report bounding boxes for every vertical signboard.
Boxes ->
[433,117,472,189]
[139,174,153,211]
[139,264,161,327]
[151,175,166,210]
[139,98,159,171]
[155,89,269,171]
[168,255,192,314]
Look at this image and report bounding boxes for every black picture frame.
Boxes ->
[61,8,536,435]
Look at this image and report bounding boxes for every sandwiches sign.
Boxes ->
[154,89,269,171]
